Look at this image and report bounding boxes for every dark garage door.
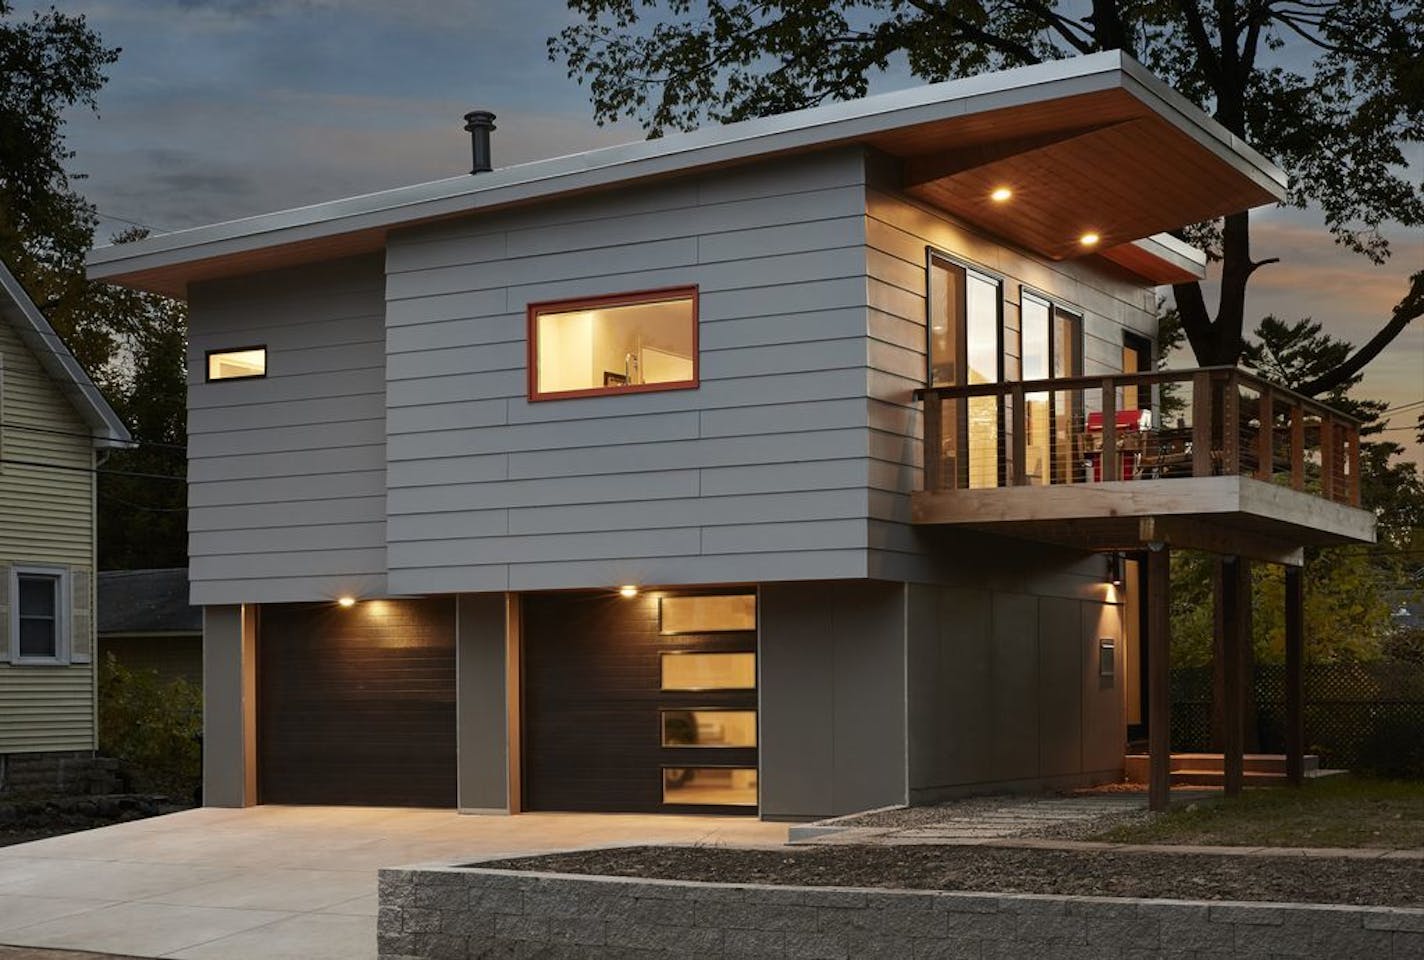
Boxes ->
[258,598,457,807]
[523,590,758,814]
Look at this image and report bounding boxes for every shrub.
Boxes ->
[1352,707,1424,780]
[97,653,201,799]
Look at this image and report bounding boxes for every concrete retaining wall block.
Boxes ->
[377,865,1424,960]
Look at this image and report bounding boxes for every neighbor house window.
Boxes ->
[528,287,697,400]
[10,566,67,664]
[206,347,266,381]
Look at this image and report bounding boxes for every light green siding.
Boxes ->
[0,312,98,754]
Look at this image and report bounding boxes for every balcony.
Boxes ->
[912,367,1376,563]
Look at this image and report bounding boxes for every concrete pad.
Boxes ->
[140,869,372,913]
[165,914,375,960]
[0,859,236,902]
[0,896,115,935]
[321,894,378,917]
[0,902,288,957]
[0,805,786,958]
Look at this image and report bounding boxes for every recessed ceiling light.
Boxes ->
[337,596,356,608]
[990,187,1012,203]
[1080,232,1101,247]
[618,585,639,598]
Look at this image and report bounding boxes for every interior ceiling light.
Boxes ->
[1080,232,1101,247]
[619,585,640,598]
[337,596,357,608]
[990,187,1013,203]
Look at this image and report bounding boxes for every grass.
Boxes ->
[1094,775,1424,848]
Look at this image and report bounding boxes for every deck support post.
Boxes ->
[1221,557,1249,797]
[1285,564,1305,786]
[1147,542,1172,812]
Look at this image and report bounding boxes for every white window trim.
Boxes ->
[9,564,70,666]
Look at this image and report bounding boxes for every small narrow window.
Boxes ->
[12,567,66,664]
[528,287,697,400]
[206,347,266,381]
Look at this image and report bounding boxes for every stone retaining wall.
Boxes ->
[378,863,1424,960]
[0,752,119,797]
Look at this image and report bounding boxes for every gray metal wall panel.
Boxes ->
[759,580,907,820]
[456,593,511,812]
[186,254,387,604]
[906,571,1126,801]
[384,151,875,595]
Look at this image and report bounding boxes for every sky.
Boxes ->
[29,0,1424,464]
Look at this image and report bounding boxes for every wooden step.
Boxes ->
[1124,753,1320,782]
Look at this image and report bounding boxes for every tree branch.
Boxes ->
[1298,271,1424,397]
[1172,279,1217,361]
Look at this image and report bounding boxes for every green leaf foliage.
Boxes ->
[97,653,202,799]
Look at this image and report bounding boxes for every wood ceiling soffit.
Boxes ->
[901,120,1136,186]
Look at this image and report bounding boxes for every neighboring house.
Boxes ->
[98,568,202,687]
[0,262,131,795]
[89,52,1374,819]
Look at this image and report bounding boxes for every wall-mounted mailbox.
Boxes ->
[1099,639,1116,678]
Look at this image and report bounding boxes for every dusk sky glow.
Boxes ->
[37,1,1422,463]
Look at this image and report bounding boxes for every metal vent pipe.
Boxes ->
[463,110,496,174]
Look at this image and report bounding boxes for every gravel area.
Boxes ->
[483,844,1424,908]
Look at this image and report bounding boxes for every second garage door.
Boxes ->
[523,590,758,814]
[258,598,457,807]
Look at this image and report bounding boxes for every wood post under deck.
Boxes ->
[1285,565,1305,786]
[1147,543,1172,812]
[1220,557,1250,797]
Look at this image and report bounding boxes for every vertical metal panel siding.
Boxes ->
[186,254,389,605]
[383,151,876,595]
[0,313,97,752]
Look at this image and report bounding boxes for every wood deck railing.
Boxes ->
[914,367,1363,507]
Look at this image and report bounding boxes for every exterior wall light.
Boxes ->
[337,596,357,608]
[1105,553,1123,587]
[618,585,640,598]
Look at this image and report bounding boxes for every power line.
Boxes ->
[98,493,187,514]
[0,457,185,482]
[96,210,172,234]
[1,421,186,453]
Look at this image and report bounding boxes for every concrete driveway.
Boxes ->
[0,806,786,959]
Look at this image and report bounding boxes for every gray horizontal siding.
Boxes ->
[384,150,875,595]
[186,254,387,605]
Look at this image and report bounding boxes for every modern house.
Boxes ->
[88,52,1374,820]
[98,568,203,687]
[0,262,131,794]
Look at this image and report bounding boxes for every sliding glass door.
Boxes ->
[929,255,1002,488]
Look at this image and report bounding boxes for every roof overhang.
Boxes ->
[1,262,131,448]
[89,51,1275,297]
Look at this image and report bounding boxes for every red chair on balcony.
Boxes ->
[1085,408,1151,481]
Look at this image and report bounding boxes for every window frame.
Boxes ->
[205,345,268,383]
[525,285,700,402]
[10,564,69,666]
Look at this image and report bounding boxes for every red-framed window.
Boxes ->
[526,286,699,401]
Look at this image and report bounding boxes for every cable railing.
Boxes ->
[913,367,1363,507]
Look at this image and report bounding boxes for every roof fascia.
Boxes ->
[0,261,132,447]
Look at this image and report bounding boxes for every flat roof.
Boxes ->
[89,51,1281,296]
